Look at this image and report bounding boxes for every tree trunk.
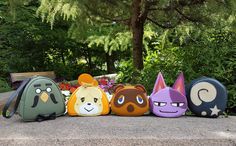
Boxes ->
[87,49,93,72]
[131,0,145,70]
[106,52,116,73]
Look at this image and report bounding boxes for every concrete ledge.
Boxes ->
[0,115,236,145]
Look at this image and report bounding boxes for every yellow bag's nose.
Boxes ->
[40,92,49,102]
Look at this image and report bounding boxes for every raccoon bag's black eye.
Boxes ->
[94,98,98,103]
[81,97,85,102]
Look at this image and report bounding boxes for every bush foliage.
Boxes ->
[0,0,235,113]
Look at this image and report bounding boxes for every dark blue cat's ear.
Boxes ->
[173,72,185,96]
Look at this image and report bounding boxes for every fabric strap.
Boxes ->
[2,78,31,118]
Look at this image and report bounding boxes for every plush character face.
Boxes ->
[31,81,58,108]
[186,77,227,117]
[149,72,187,118]
[111,84,149,116]
[74,86,103,116]
[67,73,110,116]
[22,77,65,121]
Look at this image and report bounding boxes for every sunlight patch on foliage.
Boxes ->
[37,0,79,28]
[87,31,132,55]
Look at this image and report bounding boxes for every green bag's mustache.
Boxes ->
[32,93,58,108]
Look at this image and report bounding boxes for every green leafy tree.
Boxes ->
[37,0,236,70]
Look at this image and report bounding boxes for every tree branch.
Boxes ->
[83,3,131,25]
[147,17,179,28]
[175,8,201,23]
[150,0,206,12]
[140,0,157,22]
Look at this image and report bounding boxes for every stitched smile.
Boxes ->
[84,108,94,112]
[159,110,178,113]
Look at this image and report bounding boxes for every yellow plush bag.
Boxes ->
[67,74,110,116]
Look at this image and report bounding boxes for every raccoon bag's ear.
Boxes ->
[78,73,98,86]
[135,84,147,93]
[113,84,125,93]
[152,72,166,95]
[173,72,186,96]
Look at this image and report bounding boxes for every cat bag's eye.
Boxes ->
[154,102,166,107]
[171,102,184,107]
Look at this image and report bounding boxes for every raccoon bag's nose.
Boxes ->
[87,103,91,105]
[127,104,134,112]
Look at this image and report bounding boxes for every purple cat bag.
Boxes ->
[149,72,188,118]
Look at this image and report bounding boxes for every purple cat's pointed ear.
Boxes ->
[152,72,166,95]
[173,72,185,95]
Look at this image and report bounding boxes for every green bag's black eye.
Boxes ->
[94,98,98,103]
[81,97,85,102]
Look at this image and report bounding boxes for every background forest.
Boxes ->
[0,0,235,111]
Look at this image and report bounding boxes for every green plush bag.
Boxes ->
[2,76,65,122]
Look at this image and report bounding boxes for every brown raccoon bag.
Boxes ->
[111,84,149,116]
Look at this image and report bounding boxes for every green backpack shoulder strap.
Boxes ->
[2,78,31,118]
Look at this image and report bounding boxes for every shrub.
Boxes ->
[117,27,236,113]
[0,78,12,93]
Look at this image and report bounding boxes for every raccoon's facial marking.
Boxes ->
[113,89,147,108]
[111,85,149,116]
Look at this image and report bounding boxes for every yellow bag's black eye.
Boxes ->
[81,97,85,102]
[94,98,98,103]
